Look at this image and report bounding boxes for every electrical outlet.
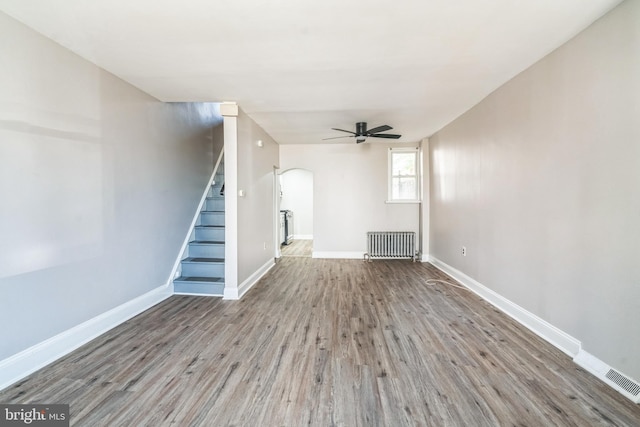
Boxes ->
[263,242,267,250]
[462,246,467,256]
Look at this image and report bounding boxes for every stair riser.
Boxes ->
[181,262,224,277]
[195,228,225,241]
[200,212,225,226]
[206,198,225,210]
[189,244,225,258]
[174,281,225,296]
[208,185,224,198]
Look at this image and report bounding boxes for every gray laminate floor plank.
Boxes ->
[1,258,639,426]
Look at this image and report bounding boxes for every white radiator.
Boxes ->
[365,232,416,262]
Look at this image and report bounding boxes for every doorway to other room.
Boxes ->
[279,168,313,258]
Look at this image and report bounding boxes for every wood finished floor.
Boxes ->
[280,239,313,258]
[2,258,639,426]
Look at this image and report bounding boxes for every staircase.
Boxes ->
[173,159,225,296]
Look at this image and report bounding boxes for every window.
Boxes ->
[388,148,419,202]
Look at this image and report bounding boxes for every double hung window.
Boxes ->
[388,148,419,202]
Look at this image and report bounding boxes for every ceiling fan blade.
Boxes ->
[322,135,353,140]
[369,133,401,139]
[366,125,392,134]
[331,128,356,135]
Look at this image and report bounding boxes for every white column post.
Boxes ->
[221,102,239,299]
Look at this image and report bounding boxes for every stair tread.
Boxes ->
[202,210,224,213]
[183,257,225,263]
[174,276,224,283]
[190,240,225,245]
[195,225,224,229]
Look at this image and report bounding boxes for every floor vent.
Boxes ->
[606,369,640,397]
[574,349,640,404]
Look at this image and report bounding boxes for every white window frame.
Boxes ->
[387,147,420,203]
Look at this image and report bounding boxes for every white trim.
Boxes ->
[273,166,281,259]
[574,349,610,377]
[220,102,239,116]
[428,256,581,357]
[574,349,640,404]
[419,138,430,267]
[385,200,421,204]
[293,234,313,240]
[0,285,171,391]
[167,148,225,287]
[223,288,238,299]
[573,349,610,377]
[312,251,364,259]
[224,258,275,300]
[420,253,430,263]
[223,113,239,295]
[174,291,224,297]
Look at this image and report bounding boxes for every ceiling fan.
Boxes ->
[323,122,401,143]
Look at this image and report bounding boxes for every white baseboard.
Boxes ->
[420,253,430,263]
[429,256,581,357]
[312,251,364,259]
[293,235,313,240]
[0,284,172,391]
[223,258,275,300]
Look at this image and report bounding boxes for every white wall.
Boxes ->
[0,12,219,360]
[280,169,313,238]
[429,0,640,380]
[236,109,279,284]
[280,143,420,257]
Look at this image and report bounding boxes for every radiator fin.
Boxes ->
[366,232,416,261]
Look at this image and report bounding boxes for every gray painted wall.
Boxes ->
[0,12,219,360]
[429,0,639,379]
[236,109,279,284]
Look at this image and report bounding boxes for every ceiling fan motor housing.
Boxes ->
[355,122,367,135]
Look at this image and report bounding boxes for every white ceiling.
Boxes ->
[0,0,623,144]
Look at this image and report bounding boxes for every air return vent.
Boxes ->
[605,369,640,397]
[573,349,640,403]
